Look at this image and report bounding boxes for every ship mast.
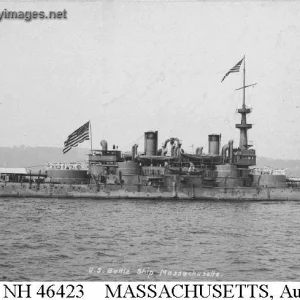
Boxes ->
[235,56,255,150]
[243,55,246,108]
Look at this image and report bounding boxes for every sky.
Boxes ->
[0,1,300,159]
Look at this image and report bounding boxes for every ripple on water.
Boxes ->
[1,198,300,281]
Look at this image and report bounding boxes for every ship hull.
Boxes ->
[1,182,300,200]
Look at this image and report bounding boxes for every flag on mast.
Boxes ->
[63,121,90,154]
[221,57,244,82]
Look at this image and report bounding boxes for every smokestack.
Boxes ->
[208,134,221,155]
[144,131,158,156]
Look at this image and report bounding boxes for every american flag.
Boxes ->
[221,58,244,82]
[63,121,90,154]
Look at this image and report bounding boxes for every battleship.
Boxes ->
[1,58,300,200]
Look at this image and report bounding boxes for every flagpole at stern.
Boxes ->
[89,120,93,153]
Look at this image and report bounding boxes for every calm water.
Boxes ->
[1,197,300,281]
